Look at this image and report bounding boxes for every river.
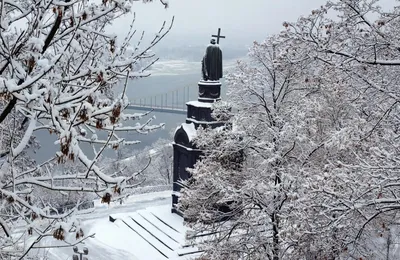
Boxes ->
[33,59,234,162]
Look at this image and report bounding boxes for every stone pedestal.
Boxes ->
[171,80,224,215]
[171,123,201,215]
[186,81,224,128]
[197,80,221,103]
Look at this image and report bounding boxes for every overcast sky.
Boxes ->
[111,0,397,48]
[112,0,324,47]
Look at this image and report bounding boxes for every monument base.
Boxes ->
[198,80,222,103]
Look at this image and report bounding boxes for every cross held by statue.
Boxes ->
[212,28,226,44]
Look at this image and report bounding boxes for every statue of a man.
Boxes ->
[202,39,223,81]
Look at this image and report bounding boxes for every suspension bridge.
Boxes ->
[127,85,192,115]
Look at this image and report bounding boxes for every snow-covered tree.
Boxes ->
[181,1,400,259]
[0,0,172,257]
[146,138,173,184]
[281,0,400,258]
[179,36,331,259]
[106,138,173,187]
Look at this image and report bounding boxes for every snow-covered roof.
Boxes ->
[182,123,197,142]
[186,101,213,108]
[186,118,221,125]
[198,80,221,85]
[198,97,221,102]
[43,191,202,260]
[119,143,172,163]
[174,123,197,142]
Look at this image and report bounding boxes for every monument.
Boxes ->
[171,29,226,215]
[201,38,223,81]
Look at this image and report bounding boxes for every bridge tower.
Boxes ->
[172,29,226,215]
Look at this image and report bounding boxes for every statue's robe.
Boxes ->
[202,44,223,81]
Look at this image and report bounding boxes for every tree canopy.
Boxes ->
[181,0,400,259]
[0,0,172,258]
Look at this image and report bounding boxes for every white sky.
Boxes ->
[112,0,324,47]
[112,0,397,47]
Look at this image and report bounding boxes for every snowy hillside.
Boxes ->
[34,191,201,260]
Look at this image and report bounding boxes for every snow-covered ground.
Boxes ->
[35,191,201,260]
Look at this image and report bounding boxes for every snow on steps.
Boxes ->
[108,205,204,259]
[43,191,208,260]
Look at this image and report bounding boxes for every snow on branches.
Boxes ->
[181,0,400,259]
[0,0,172,257]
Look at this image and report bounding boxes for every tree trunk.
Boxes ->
[272,163,281,260]
[271,211,280,260]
